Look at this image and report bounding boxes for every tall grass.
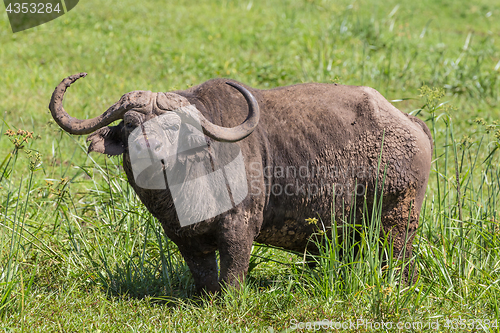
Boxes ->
[0,130,39,320]
[417,86,500,314]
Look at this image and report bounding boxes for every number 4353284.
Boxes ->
[6,3,61,14]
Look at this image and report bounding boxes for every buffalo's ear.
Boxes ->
[87,122,125,155]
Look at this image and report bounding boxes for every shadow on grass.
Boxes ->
[80,212,197,304]
[90,242,302,305]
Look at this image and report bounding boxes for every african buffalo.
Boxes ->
[49,73,432,293]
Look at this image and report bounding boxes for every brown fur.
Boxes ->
[61,79,432,293]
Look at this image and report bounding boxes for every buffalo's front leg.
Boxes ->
[217,217,255,290]
[176,244,219,294]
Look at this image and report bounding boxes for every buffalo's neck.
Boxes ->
[121,153,178,227]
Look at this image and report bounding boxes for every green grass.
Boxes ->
[1,0,500,331]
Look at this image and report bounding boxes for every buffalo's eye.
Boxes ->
[125,122,135,129]
[164,124,180,131]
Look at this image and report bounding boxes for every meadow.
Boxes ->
[1,0,500,331]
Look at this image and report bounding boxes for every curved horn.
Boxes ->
[197,82,260,142]
[49,73,151,135]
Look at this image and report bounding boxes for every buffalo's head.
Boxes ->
[49,73,258,226]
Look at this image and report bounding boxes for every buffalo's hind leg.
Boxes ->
[381,185,424,285]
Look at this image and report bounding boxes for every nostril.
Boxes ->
[150,139,162,152]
